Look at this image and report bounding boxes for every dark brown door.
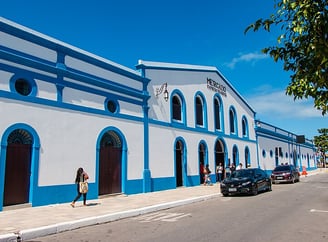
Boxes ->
[99,146,122,195]
[175,141,183,187]
[4,143,31,206]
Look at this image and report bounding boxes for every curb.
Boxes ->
[0,193,221,242]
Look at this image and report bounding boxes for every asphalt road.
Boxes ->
[29,173,328,242]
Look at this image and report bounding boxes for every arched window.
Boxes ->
[229,108,237,134]
[196,96,203,126]
[172,95,182,121]
[242,116,248,137]
[214,97,222,130]
[171,91,186,125]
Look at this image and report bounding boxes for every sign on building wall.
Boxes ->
[206,78,227,97]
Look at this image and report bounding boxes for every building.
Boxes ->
[255,121,316,171]
[136,60,258,190]
[0,17,316,211]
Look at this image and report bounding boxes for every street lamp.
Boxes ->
[155,82,169,102]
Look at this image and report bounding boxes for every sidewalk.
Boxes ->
[0,168,324,242]
[0,184,221,242]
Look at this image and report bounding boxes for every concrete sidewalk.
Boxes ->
[0,184,221,242]
[0,169,324,242]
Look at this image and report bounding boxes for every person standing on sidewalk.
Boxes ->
[216,163,223,182]
[71,167,89,208]
[236,163,242,170]
[203,164,212,185]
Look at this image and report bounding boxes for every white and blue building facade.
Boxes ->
[255,121,316,172]
[0,18,316,211]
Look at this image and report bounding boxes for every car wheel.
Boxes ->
[252,185,258,196]
[222,193,228,197]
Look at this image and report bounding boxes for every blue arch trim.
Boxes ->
[174,137,188,186]
[96,127,128,194]
[244,146,250,167]
[214,137,228,167]
[229,105,238,136]
[170,89,187,126]
[232,144,239,165]
[194,91,208,129]
[0,123,40,211]
[241,115,249,138]
[213,93,225,133]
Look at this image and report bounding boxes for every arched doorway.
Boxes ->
[4,129,32,206]
[99,130,122,195]
[245,147,250,168]
[199,142,207,184]
[175,140,184,187]
[232,145,239,166]
[215,139,226,179]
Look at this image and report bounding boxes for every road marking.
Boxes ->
[310,209,328,213]
[132,212,191,223]
[221,197,232,202]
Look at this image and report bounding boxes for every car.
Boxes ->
[220,168,272,196]
[271,165,300,184]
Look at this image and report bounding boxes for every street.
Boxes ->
[29,173,328,242]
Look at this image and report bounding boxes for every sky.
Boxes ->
[1,0,327,140]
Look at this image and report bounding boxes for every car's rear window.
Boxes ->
[231,169,255,178]
[274,166,291,172]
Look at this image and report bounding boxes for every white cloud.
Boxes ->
[246,88,323,119]
[225,52,268,69]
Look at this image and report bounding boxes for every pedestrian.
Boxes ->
[204,164,212,185]
[230,163,236,173]
[71,167,89,208]
[225,164,231,178]
[236,163,242,170]
[216,162,223,182]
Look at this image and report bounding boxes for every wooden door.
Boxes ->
[4,144,31,206]
[99,146,122,195]
[175,141,183,187]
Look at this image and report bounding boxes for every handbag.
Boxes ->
[79,181,88,194]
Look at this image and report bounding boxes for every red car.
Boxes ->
[271,165,300,184]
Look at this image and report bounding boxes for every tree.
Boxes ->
[245,0,328,115]
[314,128,328,167]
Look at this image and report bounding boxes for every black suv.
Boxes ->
[271,165,300,184]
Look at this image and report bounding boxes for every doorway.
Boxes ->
[199,142,207,184]
[4,129,32,206]
[99,131,122,195]
[245,147,250,168]
[215,139,225,180]
[175,140,184,187]
[232,145,239,166]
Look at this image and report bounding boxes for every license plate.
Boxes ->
[229,188,237,192]
[277,177,283,180]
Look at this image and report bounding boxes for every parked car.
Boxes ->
[271,165,300,184]
[220,168,272,196]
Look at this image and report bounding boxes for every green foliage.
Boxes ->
[314,128,328,161]
[245,0,328,115]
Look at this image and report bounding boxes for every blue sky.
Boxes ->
[1,0,327,139]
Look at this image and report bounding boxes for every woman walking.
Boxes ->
[71,167,89,208]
